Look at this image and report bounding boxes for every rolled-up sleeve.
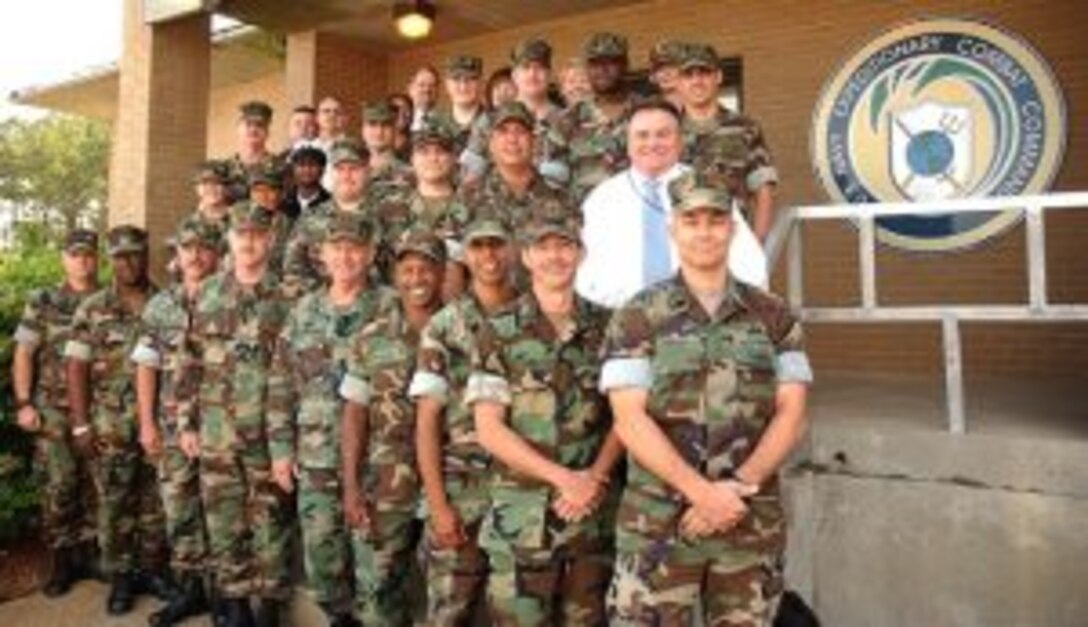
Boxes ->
[338,373,372,405]
[599,357,653,391]
[464,372,511,406]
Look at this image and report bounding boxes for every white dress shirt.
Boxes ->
[576,164,768,310]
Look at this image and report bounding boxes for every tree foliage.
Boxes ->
[0,114,110,236]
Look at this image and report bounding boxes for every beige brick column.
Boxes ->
[108,0,210,277]
[285,31,389,132]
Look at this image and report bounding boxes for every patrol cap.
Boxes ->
[463,217,510,245]
[174,216,224,249]
[412,116,457,151]
[324,211,375,244]
[681,42,720,71]
[193,159,229,184]
[490,101,534,132]
[106,225,149,256]
[668,171,733,215]
[247,164,286,189]
[289,144,327,167]
[64,229,98,254]
[361,101,396,125]
[522,214,581,246]
[395,227,447,265]
[511,37,552,68]
[328,140,370,167]
[584,32,628,61]
[229,201,275,232]
[239,100,273,125]
[444,54,483,79]
[649,39,688,70]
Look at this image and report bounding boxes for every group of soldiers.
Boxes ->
[12,30,811,627]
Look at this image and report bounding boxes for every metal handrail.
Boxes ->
[765,192,1088,433]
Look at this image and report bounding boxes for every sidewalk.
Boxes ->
[0,581,326,627]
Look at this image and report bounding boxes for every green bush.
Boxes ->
[0,225,65,544]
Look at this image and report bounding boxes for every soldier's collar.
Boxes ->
[672,272,747,321]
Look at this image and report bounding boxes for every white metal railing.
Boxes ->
[765,192,1088,433]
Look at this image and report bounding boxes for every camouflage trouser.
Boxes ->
[298,466,352,610]
[34,408,97,550]
[486,538,612,627]
[423,473,490,626]
[350,509,422,626]
[607,543,784,627]
[157,442,207,575]
[92,445,168,575]
[200,447,293,600]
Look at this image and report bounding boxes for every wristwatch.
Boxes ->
[72,424,92,437]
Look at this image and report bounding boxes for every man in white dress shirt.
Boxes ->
[577,98,767,310]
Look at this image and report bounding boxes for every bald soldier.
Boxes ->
[602,171,812,626]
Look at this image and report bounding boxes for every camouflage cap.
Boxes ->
[174,216,224,248]
[106,225,149,256]
[239,100,273,124]
[681,42,720,71]
[490,101,534,131]
[522,214,581,246]
[511,37,553,68]
[64,229,98,254]
[463,217,510,245]
[193,159,229,184]
[584,32,628,61]
[649,39,689,70]
[328,140,370,166]
[324,210,376,244]
[229,201,274,231]
[412,116,457,150]
[247,164,286,189]
[668,170,732,214]
[361,101,396,124]
[444,54,483,78]
[289,144,327,167]
[395,227,447,265]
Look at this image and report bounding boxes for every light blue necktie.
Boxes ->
[641,176,672,287]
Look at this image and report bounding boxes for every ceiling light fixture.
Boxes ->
[394,1,436,40]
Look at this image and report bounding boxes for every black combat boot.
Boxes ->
[255,598,284,627]
[42,547,76,597]
[208,576,229,627]
[136,567,178,601]
[222,597,256,627]
[148,572,209,626]
[107,571,137,615]
[320,602,361,627]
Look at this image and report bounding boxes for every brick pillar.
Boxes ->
[109,0,210,278]
[285,31,389,132]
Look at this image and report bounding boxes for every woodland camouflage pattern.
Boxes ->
[602,278,805,625]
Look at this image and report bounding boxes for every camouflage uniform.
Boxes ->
[339,300,426,626]
[283,142,374,293]
[267,275,395,612]
[363,102,415,198]
[65,277,166,577]
[601,173,812,626]
[173,210,295,600]
[223,100,286,203]
[680,44,778,221]
[439,54,486,154]
[464,291,615,627]
[553,33,636,204]
[370,186,471,284]
[14,275,98,551]
[408,284,516,625]
[455,161,575,235]
[130,282,207,577]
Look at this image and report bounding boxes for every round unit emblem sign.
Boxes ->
[812,18,1066,251]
